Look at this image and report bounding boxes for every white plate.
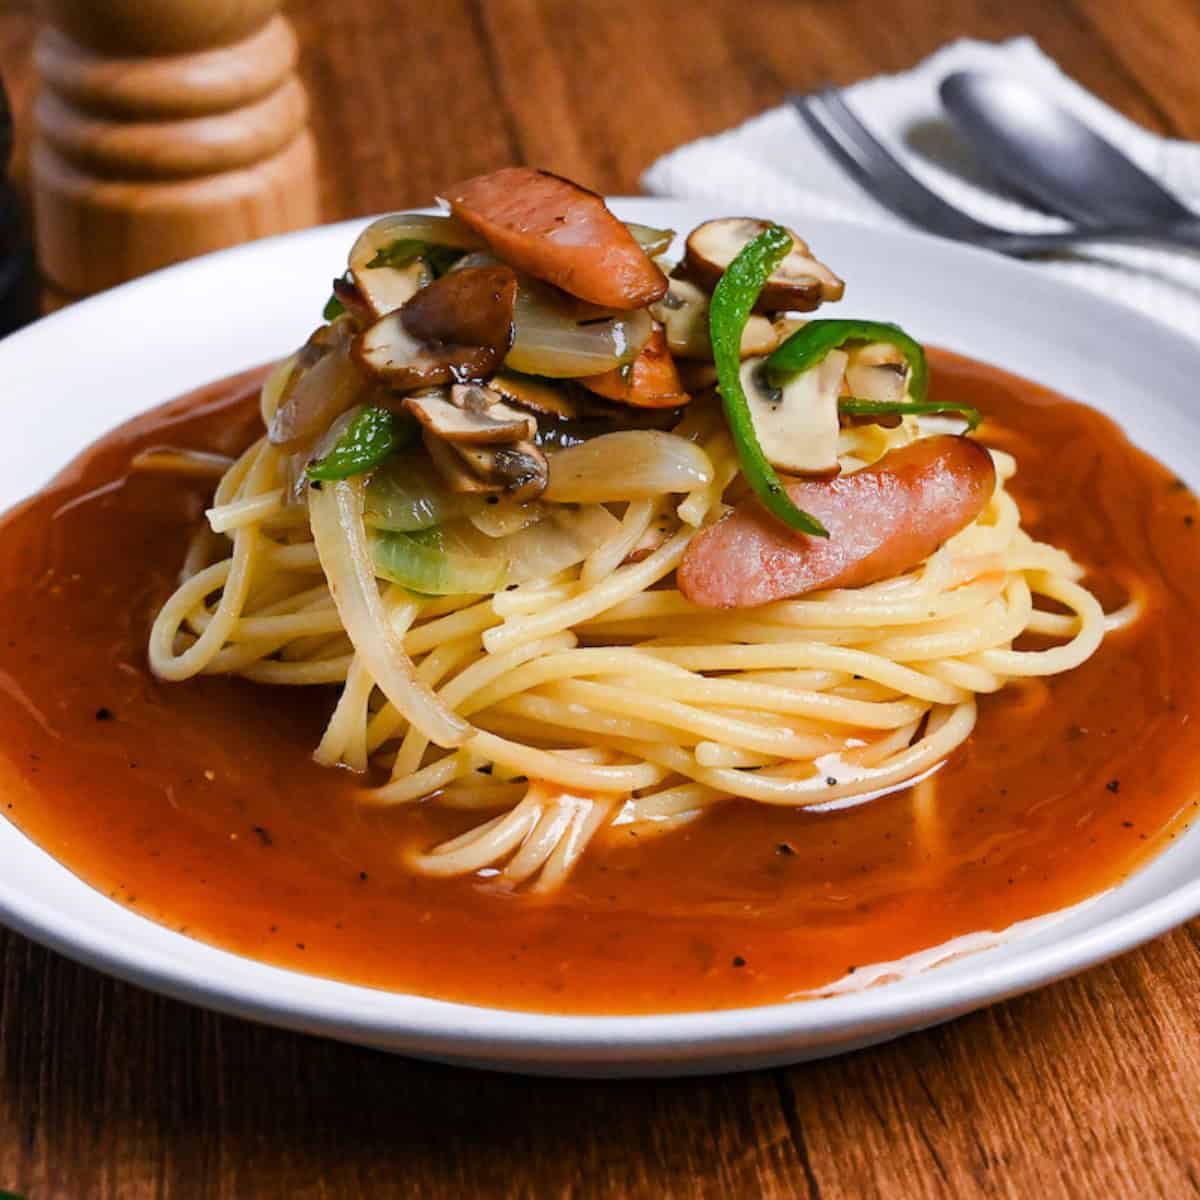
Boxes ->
[3,199,1200,1078]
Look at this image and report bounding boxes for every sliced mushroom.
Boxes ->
[351,257,430,322]
[578,323,689,409]
[842,342,909,426]
[405,388,537,445]
[845,361,907,406]
[450,383,498,412]
[682,218,844,313]
[846,341,909,402]
[425,430,548,501]
[458,441,548,502]
[853,340,909,369]
[330,275,376,326]
[650,276,777,360]
[772,315,808,344]
[402,265,517,353]
[349,212,479,320]
[738,351,847,476]
[355,311,498,392]
[490,370,580,420]
[423,431,504,495]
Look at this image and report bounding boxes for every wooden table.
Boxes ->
[2,1,1199,1195]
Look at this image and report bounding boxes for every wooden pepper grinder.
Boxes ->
[0,72,41,334]
[31,0,319,298]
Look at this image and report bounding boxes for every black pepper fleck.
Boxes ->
[825,776,838,787]
[776,842,796,857]
[1106,779,1120,793]
[732,956,746,968]
[95,707,113,721]
[252,826,273,847]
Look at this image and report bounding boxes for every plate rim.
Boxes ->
[3,197,1199,1067]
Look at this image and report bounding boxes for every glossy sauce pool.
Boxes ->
[2,349,1200,1015]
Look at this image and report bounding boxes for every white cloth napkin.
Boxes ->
[642,38,1200,342]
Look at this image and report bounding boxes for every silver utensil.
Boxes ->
[790,88,1200,255]
[939,70,1197,230]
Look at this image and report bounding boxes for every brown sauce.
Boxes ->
[2,349,1200,1014]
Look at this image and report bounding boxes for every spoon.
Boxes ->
[938,70,1199,231]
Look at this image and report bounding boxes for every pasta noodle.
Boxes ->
[147,376,1125,892]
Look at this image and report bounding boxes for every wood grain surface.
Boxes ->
[1,1,1199,1196]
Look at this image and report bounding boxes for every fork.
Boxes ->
[790,88,1200,256]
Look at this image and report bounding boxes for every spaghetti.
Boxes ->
[148,382,1124,891]
[145,174,1130,892]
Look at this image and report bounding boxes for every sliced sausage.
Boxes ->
[578,324,688,409]
[677,435,996,608]
[443,167,668,310]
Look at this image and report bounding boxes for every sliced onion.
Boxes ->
[508,278,654,378]
[544,431,713,503]
[501,505,621,583]
[259,352,300,426]
[348,214,484,318]
[373,530,506,595]
[443,243,659,378]
[364,452,485,532]
[349,213,483,269]
[432,505,621,586]
[308,476,468,748]
[447,251,653,378]
[627,223,676,257]
[268,332,366,452]
[468,497,546,538]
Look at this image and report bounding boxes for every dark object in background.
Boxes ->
[0,72,39,336]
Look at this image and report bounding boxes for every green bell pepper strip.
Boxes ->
[322,292,346,321]
[366,239,464,276]
[767,319,929,403]
[837,397,981,431]
[709,225,829,538]
[306,407,415,482]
